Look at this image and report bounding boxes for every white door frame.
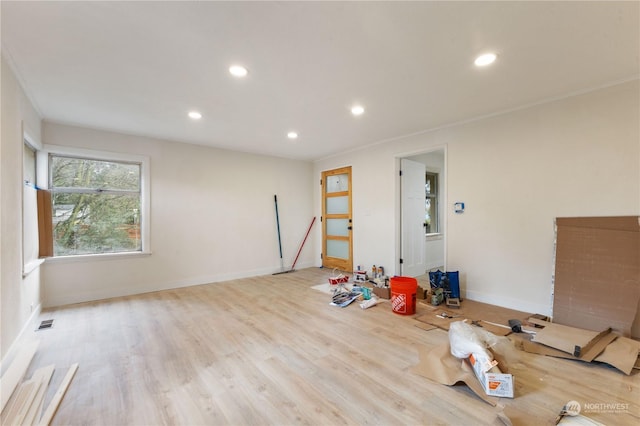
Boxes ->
[395,145,447,276]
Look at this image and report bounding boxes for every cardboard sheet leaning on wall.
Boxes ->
[553,216,640,338]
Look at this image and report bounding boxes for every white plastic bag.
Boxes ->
[448,320,498,360]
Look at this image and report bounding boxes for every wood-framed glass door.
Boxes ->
[321,166,352,272]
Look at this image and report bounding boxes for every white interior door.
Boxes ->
[400,158,426,277]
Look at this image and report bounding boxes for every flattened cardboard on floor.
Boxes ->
[529,319,611,358]
[553,216,640,338]
[414,299,531,335]
[411,343,498,406]
[594,336,640,375]
[511,331,636,375]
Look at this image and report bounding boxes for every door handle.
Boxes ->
[348,226,352,230]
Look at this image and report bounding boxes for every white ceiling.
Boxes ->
[2,1,638,161]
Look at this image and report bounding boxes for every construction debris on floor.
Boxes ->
[511,318,640,375]
[0,340,78,426]
[414,299,533,336]
[413,317,640,409]
[411,323,513,406]
[449,321,514,398]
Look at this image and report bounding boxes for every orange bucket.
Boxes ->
[390,276,418,315]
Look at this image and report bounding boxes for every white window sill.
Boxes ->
[23,259,46,277]
[426,233,443,241]
[44,251,152,264]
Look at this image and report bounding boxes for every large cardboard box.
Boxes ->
[466,350,514,398]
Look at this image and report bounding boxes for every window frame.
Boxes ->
[22,130,45,276]
[39,144,151,261]
[425,171,439,235]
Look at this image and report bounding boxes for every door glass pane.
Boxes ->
[327,239,349,259]
[326,173,348,193]
[326,196,348,214]
[326,219,349,237]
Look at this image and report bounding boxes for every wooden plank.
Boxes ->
[23,365,55,426]
[2,379,38,425]
[0,340,39,413]
[37,364,78,426]
[12,380,42,426]
[573,328,612,359]
[577,331,617,362]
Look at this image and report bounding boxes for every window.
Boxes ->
[425,172,438,234]
[48,148,148,257]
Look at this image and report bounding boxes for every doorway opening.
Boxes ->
[397,148,446,277]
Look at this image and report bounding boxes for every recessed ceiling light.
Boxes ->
[351,105,365,116]
[474,53,497,67]
[229,65,248,77]
[287,132,298,140]
[188,111,202,119]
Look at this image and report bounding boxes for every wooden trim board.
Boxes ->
[38,363,78,426]
[13,380,42,426]
[23,364,55,426]
[0,340,39,413]
[2,379,38,424]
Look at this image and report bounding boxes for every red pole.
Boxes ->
[290,217,316,270]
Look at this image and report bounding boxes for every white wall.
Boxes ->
[42,123,314,307]
[314,80,640,315]
[1,55,43,362]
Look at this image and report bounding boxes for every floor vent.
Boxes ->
[36,319,54,331]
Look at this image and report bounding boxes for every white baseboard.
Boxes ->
[0,303,42,377]
[464,289,551,317]
[43,260,317,308]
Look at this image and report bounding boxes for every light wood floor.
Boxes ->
[13,268,640,425]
